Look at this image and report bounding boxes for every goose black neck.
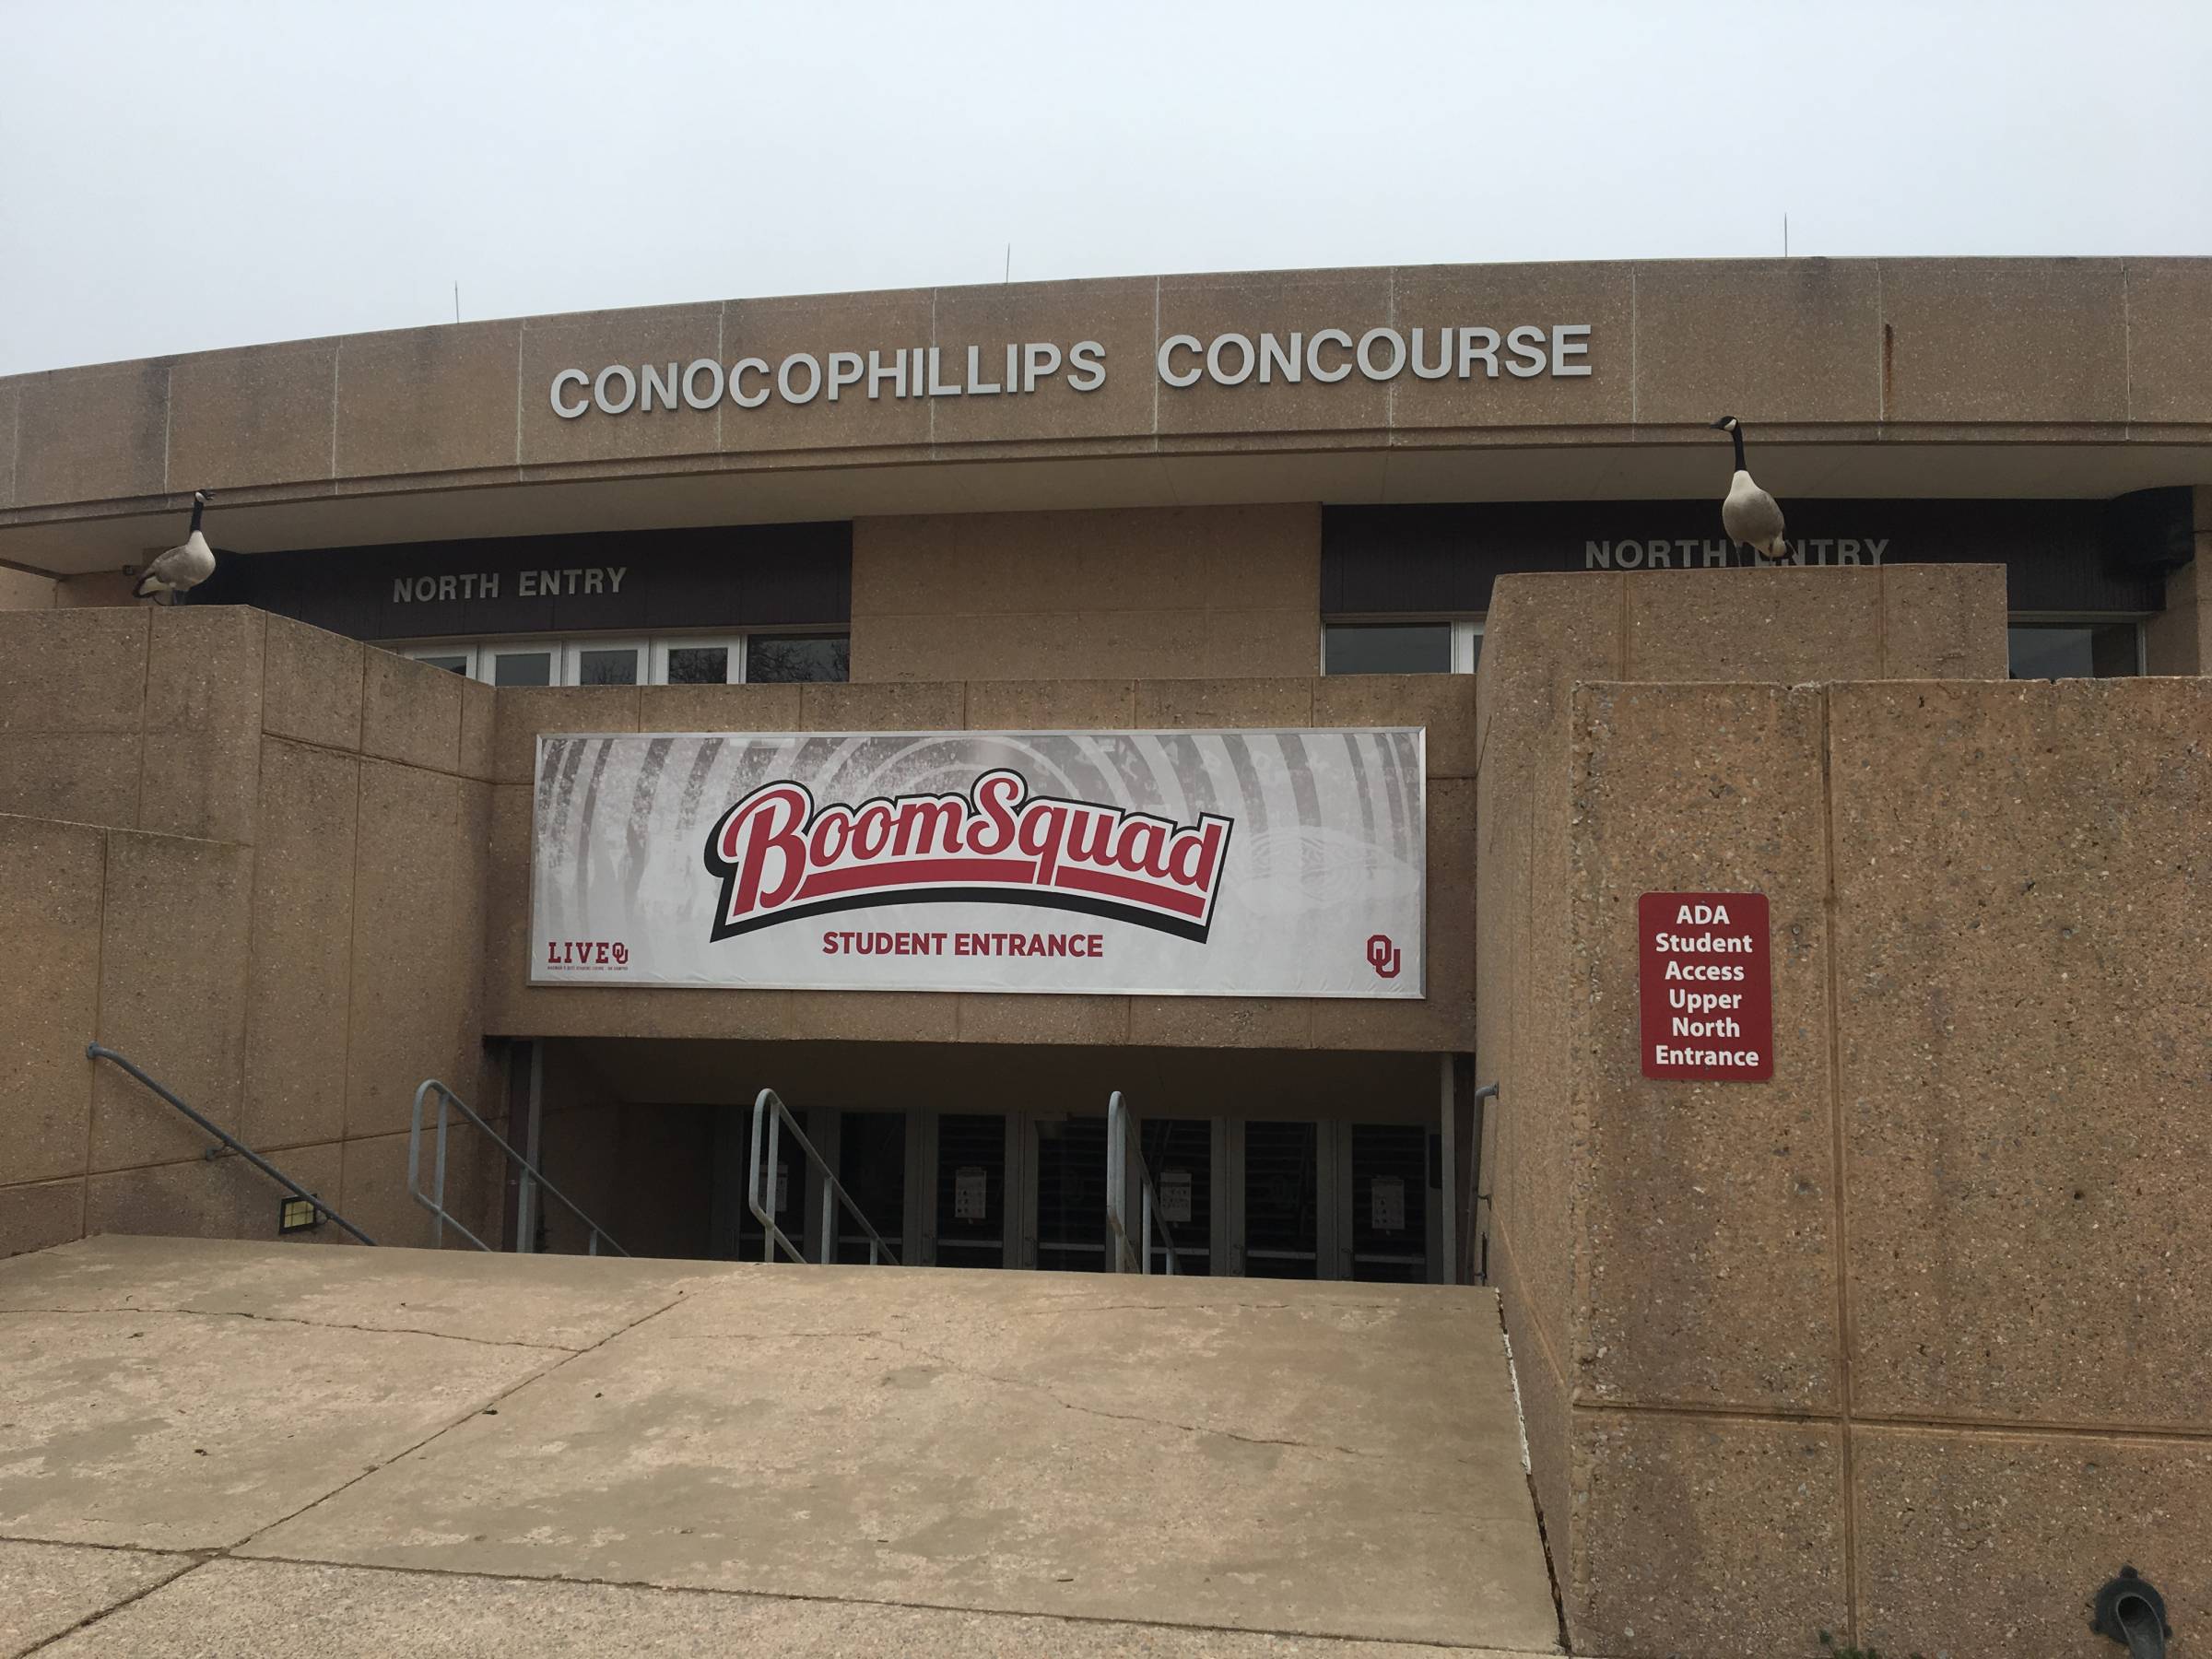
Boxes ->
[1729,427,1747,472]
[188,499,204,534]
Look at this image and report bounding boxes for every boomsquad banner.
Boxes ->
[530,729,1426,998]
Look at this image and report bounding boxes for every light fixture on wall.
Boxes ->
[278,1196,324,1235]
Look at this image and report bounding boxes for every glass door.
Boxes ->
[934,1113,1009,1269]
[1243,1121,1321,1279]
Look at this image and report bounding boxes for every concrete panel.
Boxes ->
[1634,259,1882,427]
[719,288,934,454]
[1313,673,1477,777]
[1571,1410,1847,1659]
[1127,996,1312,1049]
[1878,561,2009,678]
[36,1555,1548,1659]
[1392,262,1635,430]
[361,648,464,772]
[0,1279,550,1551]
[1881,258,2130,424]
[930,277,1157,446]
[1203,607,1323,677]
[0,375,16,509]
[457,674,498,777]
[1157,268,1394,438]
[263,614,366,751]
[2123,257,2212,426]
[0,818,103,1187]
[166,340,337,489]
[0,1235,705,1349]
[338,1129,493,1251]
[11,361,170,506]
[242,740,359,1148]
[335,320,524,477]
[963,679,1135,729]
[0,1179,85,1261]
[2143,557,2205,676]
[344,763,487,1140]
[89,832,254,1173]
[0,607,147,734]
[244,1269,1555,1651]
[138,606,265,845]
[1854,1425,2212,1659]
[799,679,963,734]
[956,994,1131,1045]
[785,991,959,1045]
[0,734,143,828]
[517,302,723,466]
[1831,679,2212,1425]
[1569,685,1841,1413]
[491,685,639,784]
[1623,566,1885,682]
[1133,677,1314,728]
[0,1540,189,1656]
[479,783,534,1033]
[0,563,52,608]
[82,1141,344,1247]
[634,681,803,735]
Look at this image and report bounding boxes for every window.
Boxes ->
[1323,619,1482,676]
[399,631,850,688]
[2007,621,2142,680]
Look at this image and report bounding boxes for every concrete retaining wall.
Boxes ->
[1477,568,2211,1655]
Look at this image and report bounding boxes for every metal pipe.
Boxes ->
[88,1043,377,1247]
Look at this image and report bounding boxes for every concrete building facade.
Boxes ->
[2,257,2208,1655]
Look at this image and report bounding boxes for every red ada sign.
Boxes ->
[1638,892,1773,1081]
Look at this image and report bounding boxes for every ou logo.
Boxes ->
[1365,934,1402,979]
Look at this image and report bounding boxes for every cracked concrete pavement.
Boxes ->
[0,1237,1559,1655]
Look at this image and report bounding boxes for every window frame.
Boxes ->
[1319,615,1485,677]
[397,628,845,688]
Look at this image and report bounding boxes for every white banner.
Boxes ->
[530,729,1425,998]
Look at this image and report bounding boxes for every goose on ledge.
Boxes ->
[134,490,218,603]
[1710,417,1791,564]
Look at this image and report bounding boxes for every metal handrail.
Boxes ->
[86,1042,376,1246]
[748,1088,900,1265]
[1105,1090,1181,1276]
[410,1078,628,1256]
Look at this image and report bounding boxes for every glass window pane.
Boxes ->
[664,644,731,685]
[747,633,851,684]
[492,651,553,688]
[415,654,468,676]
[1324,624,1452,676]
[2008,624,2140,680]
[575,647,640,686]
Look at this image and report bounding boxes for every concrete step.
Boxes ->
[0,1236,1559,1654]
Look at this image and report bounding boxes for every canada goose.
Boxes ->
[135,490,218,602]
[1709,417,1790,563]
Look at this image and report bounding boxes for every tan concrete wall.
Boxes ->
[850,505,1320,681]
[482,670,1476,1055]
[5,259,2208,529]
[0,609,501,1258]
[1477,570,2212,1656]
[0,566,54,609]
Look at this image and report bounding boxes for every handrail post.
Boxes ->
[747,1088,898,1269]
[405,1076,627,1257]
[819,1171,833,1265]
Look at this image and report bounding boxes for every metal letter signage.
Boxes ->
[1638,892,1773,1080]
[531,729,1426,998]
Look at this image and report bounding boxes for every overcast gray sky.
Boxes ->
[3,0,2206,376]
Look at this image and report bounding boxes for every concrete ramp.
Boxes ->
[0,1237,1558,1655]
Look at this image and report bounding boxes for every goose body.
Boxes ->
[136,492,218,601]
[1722,467,1788,561]
[1710,417,1790,563]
